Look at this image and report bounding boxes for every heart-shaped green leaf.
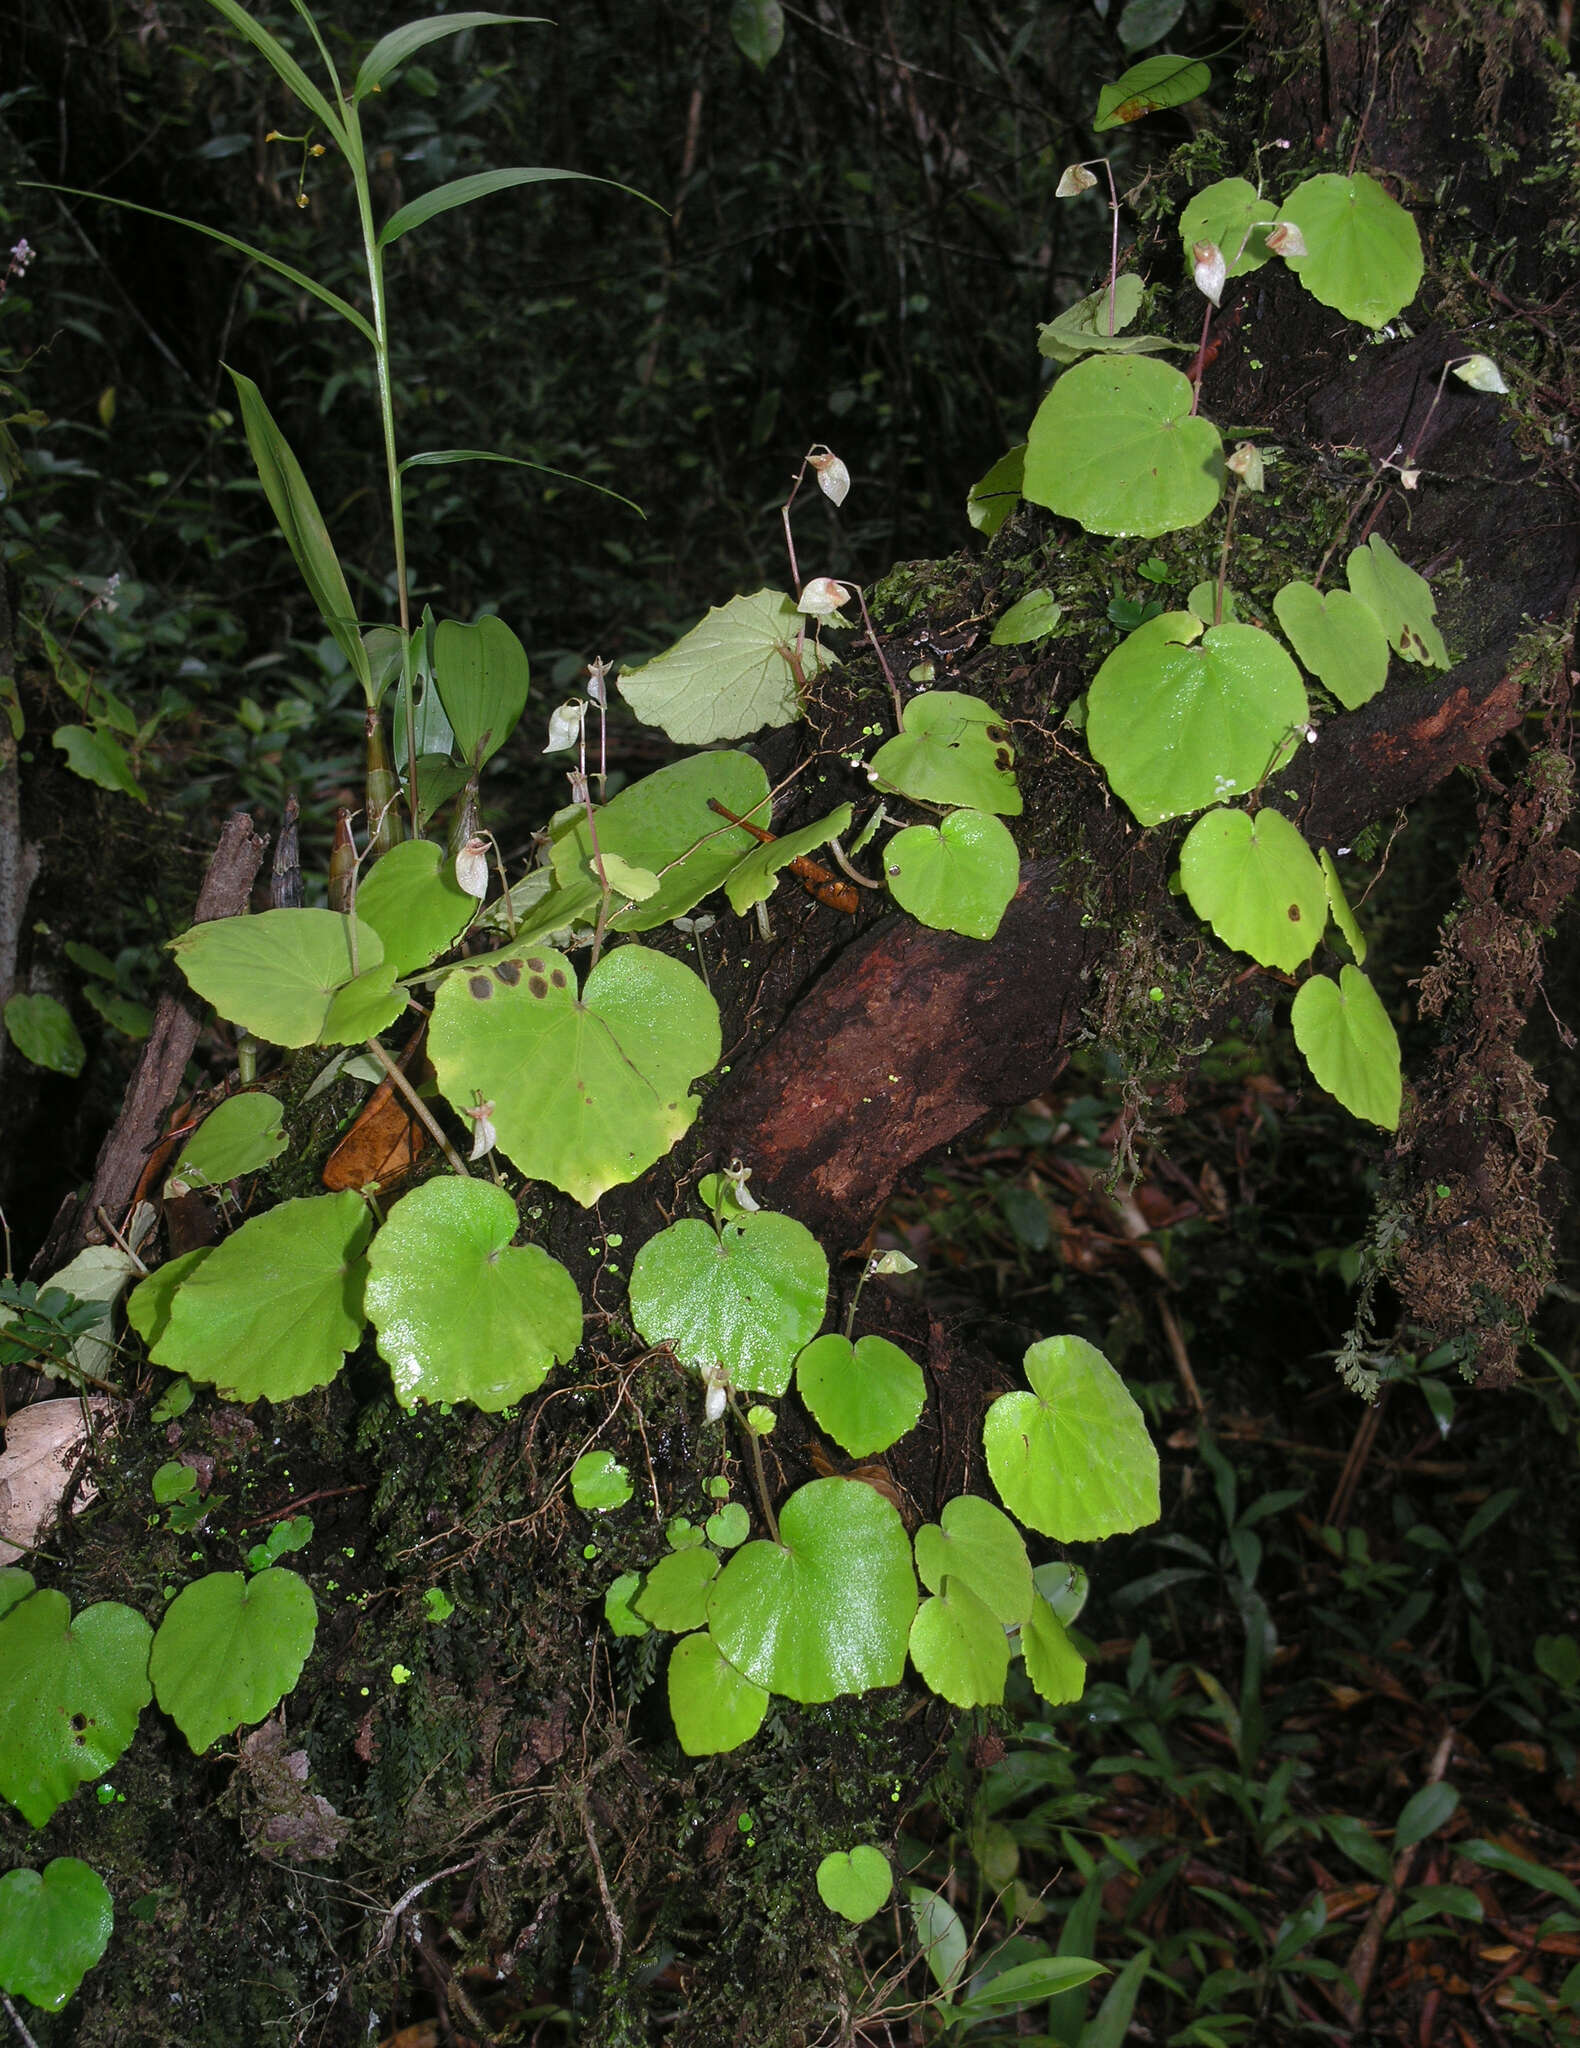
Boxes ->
[1087,614,1308,826]
[667,1631,769,1755]
[354,837,477,974]
[571,1450,633,1512]
[0,1859,113,2012]
[149,1567,317,1754]
[1291,966,1401,1129]
[1345,534,1450,668]
[913,1495,1032,1626]
[630,1211,828,1397]
[706,1501,751,1548]
[883,808,1019,939]
[169,908,383,1049]
[365,1177,581,1411]
[724,803,854,914]
[430,943,720,1205]
[983,1335,1160,1540]
[433,614,529,766]
[0,1593,153,1826]
[559,752,771,932]
[169,1093,286,1188]
[1024,356,1224,538]
[1275,171,1423,329]
[795,1332,925,1457]
[1272,581,1391,709]
[618,589,834,743]
[815,1844,893,1922]
[1021,1592,1088,1705]
[636,1548,720,1632]
[908,1574,1009,1707]
[706,1477,917,1702]
[148,1192,372,1403]
[990,590,1062,645]
[1180,176,1272,279]
[3,993,85,1077]
[867,692,1022,815]
[1179,805,1327,972]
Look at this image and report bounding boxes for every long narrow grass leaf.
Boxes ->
[377,167,663,248]
[398,447,643,517]
[355,14,546,100]
[202,0,347,144]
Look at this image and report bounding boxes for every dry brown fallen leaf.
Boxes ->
[0,1396,115,1560]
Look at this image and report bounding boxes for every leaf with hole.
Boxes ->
[909,1573,1009,1707]
[1272,580,1391,708]
[170,1094,286,1188]
[365,1178,580,1411]
[795,1333,925,1457]
[913,1495,1032,1626]
[1180,176,1273,279]
[430,944,719,1206]
[354,838,477,974]
[983,1335,1160,1540]
[1291,966,1401,1129]
[148,1192,372,1403]
[432,615,530,767]
[867,692,1021,815]
[149,1567,317,1754]
[0,1592,152,1825]
[1179,805,1327,972]
[1094,53,1210,129]
[1274,172,1423,328]
[0,1859,113,2012]
[4,994,85,1078]
[668,1630,770,1753]
[883,808,1019,940]
[169,909,382,1048]
[1345,534,1450,668]
[816,1844,892,1922]
[630,1210,828,1398]
[617,589,833,743]
[706,1477,917,1702]
[1024,356,1224,538]
[1087,615,1307,826]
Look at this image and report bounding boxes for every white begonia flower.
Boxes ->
[722,1159,760,1212]
[809,448,851,506]
[465,1100,497,1160]
[798,576,853,616]
[1265,220,1307,258]
[454,836,490,900]
[544,699,586,752]
[701,1361,730,1425]
[1192,240,1227,308]
[868,1249,918,1277]
[1056,163,1098,198]
[1453,354,1508,395]
[1226,441,1265,492]
[585,655,611,706]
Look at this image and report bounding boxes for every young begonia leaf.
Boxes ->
[1345,534,1451,668]
[126,1248,214,1351]
[571,1450,633,1512]
[668,1631,770,1754]
[990,590,1062,645]
[149,1567,317,1755]
[983,1335,1161,1540]
[318,960,406,1046]
[169,909,383,1048]
[4,993,85,1077]
[429,943,720,1205]
[1291,966,1401,1129]
[170,1094,286,1188]
[1272,580,1391,708]
[816,1844,892,1922]
[432,614,529,767]
[353,837,477,974]
[635,1548,720,1632]
[1274,171,1423,329]
[0,1859,113,2012]
[53,724,147,804]
[1186,581,1240,625]
[1320,849,1369,965]
[629,1212,828,1398]
[1087,614,1307,826]
[908,1574,1009,1707]
[1093,52,1210,129]
[867,692,1022,815]
[1021,1592,1088,1705]
[1024,356,1224,538]
[617,589,834,744]
[706,1476,917,1702]
[148,1192,372,1403]
[0,1592,152,1826]
[966,444,1025,536]
[604,1570,649,1637]
[1180,176,1273,279]
[365,1178,581,1411]
[723,804,853,914]
[795,1333,925,1457]
[883,809,1019,940]
[913,1495,1032,1626]
[706,1501,750,1548]
[1178,805,1327,972]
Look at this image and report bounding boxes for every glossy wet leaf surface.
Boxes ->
[795,1332,925,1456]
[636,1548,720,1632]
[630,1211,828,1398]
[0,1592,152,1826]
[365,1177,581,1411]
[1024,356,1223,538]
[983,1335,1161,1540]
[913,1495,1032,1626]
[0,1859,113,2012]
[667,1631,769,1755]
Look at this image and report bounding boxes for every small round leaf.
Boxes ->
[1272,581,1390,709]
[570,1450,633,1513]
[667,1632,769,1755]
[635,1548,720,1633]
[816,1845,893,1923]
[984,1336,1160,1540]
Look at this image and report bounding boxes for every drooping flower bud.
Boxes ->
[1453,353,1508,394]
[808,448,851,506]
[798,576,853,616]
[1057,163,1098,198]
[1192,240,1227,308]
[1265,220,1307,259]
[585,655,611,705]
[455,835,490,901]
[465,1100,497,1160]
[544,699,586,752]
[1226,441,1265,492]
